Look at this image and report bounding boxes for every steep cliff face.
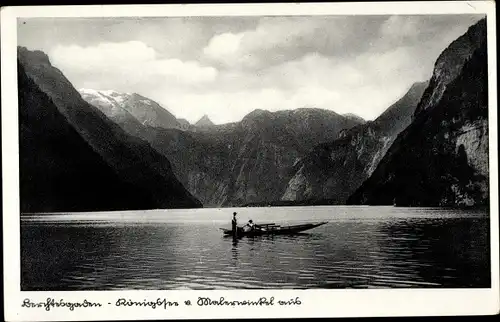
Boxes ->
[18,47,202,210]
[18,63,155,212]
[281,81,428,204]
[414,18,487,116]
[348,19,488,207]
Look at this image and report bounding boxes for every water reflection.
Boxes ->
[231,239,239,263]
[21,208,490,290]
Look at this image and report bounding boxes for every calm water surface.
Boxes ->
[21,206,490,290]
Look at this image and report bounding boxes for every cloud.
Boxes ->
[51,41,156,65]
[151,45,432,124]
[18,17,260,62]
[32,15,484,125]
[201,15,483,72]
[203,32,244,59]
[201,16,388,70]
[50,41,218,89]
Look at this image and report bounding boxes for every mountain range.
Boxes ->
[17,18,489,211]
[75,93,364,206]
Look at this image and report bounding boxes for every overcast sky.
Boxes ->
[18,15,482,124]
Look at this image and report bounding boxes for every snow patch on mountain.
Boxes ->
[78,88,182,130]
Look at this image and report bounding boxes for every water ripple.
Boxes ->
[20,207,490,290]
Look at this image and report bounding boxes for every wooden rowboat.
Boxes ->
[220,221,328,237]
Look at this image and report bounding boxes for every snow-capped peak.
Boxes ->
[79,88,132,106]
[79,88,183,130]
[101,89,120,96]
[79,88,100,95]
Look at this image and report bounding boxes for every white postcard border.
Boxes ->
[2,2,498,320]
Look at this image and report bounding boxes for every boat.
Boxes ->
[220,221,328,237]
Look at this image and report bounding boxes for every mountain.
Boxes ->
[79,89,197,145]
[348,18,488,207]
[78,88,152,141]
[343,113,366,124]
[18,63,154,212]
[216,108,363,206]
[414,18,487,117]
[119,106,363,207]
[18,47,202,211]
[281,81,428,204]
[79,89,181,129]
[176,118,192,130]
[195,114,215,127]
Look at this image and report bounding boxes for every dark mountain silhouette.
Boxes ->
[414,18,487,117]
[348,18,488,207]
[18,47,202,211]
[18,63,155,212]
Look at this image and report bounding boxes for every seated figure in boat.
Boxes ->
[243,219,256,232]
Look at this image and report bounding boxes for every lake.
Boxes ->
[21,206,490,290]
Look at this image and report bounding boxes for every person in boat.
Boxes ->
[232,212,238,237]
[243,219,256,232]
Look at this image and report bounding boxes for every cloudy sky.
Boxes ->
[18,15,482,124]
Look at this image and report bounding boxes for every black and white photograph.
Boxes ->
[2,1,498,320]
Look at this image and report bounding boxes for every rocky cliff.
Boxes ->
[414,19,487,116]
[348,19,488,207]
[281,81,428,204]
[18,47,202,211]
